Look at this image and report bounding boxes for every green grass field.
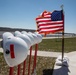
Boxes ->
[0,37,76,75]
[33,37,76,53]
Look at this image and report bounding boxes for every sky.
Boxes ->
[0,0,76,33]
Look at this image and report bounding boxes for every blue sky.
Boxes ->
[0,0,76,33]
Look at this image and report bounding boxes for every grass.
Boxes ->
[33,37,76,53]
[36,57,55,75]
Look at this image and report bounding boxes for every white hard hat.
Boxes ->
[28,32,38,44]
[14,31,21,36]
[2,32,28,67]
[14,31,32,49]
[2,32,14,50]
[21,31,35,46]
[34,32,42,43]
[21,31,27,34]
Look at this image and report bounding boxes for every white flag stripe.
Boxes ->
[36,18,51,22]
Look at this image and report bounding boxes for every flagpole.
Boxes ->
[61,5,64,62]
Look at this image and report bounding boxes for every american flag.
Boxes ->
[36,10,64,34]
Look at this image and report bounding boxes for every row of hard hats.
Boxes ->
[1,31,42,67]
